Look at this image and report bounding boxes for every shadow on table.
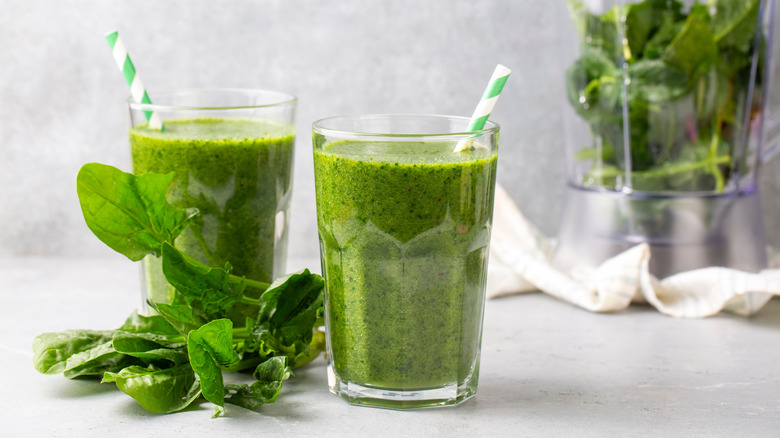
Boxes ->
[412,375,610,422]
[489,291,655,316]
[109,389,319,420]
[50,376,117,399]
[41,358,330,419]
[125,360,329,419]
[726,298,780,331]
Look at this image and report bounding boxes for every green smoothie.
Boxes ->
[130,118,295,313]
[313,140,497,392]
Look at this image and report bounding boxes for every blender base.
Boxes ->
[553,186,768,279]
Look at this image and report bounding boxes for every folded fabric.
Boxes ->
[487,184,780,318]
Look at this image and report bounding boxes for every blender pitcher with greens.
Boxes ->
[555,0,780,277]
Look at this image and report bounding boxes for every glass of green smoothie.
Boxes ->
[312,114,499,408]
[128,89,296,322]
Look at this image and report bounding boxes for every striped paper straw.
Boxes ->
[105,31,164,130]
[453,64,511,152]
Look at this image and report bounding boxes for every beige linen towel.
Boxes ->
[487,184,780,318]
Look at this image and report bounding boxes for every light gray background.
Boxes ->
[2,0,780,259]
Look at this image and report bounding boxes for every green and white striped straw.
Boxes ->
[453,64,511,152]
[105,31,164,131]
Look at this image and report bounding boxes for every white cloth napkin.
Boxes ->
[487,184,780,318]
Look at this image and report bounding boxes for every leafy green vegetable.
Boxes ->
[625,0,684,59]
[148,302,206,336]
[247,270,325,367]
[627,59,688,102]
[187,319,240,417]
[119,311,181,337]
[662,12,718,77]
[295,330,327,369]
[643,14,684,59]
[112,332,189,365]
[76,163,197,261]
[33,330,113,374]
[188,319,240,370]
[35,163,325,417]
[103,364,201,414]
[565,0,764,192]
[161,242,256,318]
[565,46,620,122]
[712,0,760,50]
[32,330,137,378]
[224,357,293,411]
[32,328,187,379]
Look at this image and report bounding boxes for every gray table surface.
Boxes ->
[2,256,779,437]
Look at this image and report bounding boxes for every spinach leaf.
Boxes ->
[643,14,684,59]
[712,0,760,51]
[103,364,201,414]
[292,330,327,369]
[148,301,206,335]
[247,270,325,367]
[161,242,251,318]
[32,329,140,378]
[627,59,688,102]
[119,311,181,337]
[663,11,718,78]
[718,46,754,76]
[112,332,189,365]
[63,348,140,379]
[76,163,197,261]
[33,330,114,374]
[565,46,620,121]
[688,1,712,22]
[187,319,239,368]
[224,356,293,411]
[187,319,240,417]
[625,0,684,59]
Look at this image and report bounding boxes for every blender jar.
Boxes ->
[555,0,777,277]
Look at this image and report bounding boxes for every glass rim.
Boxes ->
[312,114,500,139]
[126,88,297,111]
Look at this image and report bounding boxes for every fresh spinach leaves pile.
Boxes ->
[566,0,762,191]
[33,163,325,417]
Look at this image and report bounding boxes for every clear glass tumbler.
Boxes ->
[312,114,499,408]
[128,89,297,322]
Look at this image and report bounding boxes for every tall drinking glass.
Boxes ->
[128,89,296,322]
[312,115,499,408]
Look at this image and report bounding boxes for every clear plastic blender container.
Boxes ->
[555,0,780,277]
